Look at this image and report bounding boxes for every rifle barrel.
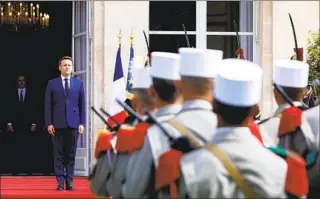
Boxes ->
[90,106,112,128]
[116,98,144,122]
[100,108,121,126]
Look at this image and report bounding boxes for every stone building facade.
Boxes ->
[76,1,319,175]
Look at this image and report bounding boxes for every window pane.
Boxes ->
[74,35,86,71]
[207,1,253,32]
[150,1,196,31]
[150,34,196,53]
[74,73,86,147]
[74,1,86,34]
[207,35,253,61]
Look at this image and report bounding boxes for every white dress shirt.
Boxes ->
[18,88,26,102]
[61,75,71,89]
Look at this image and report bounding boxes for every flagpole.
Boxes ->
[118,29,122,48]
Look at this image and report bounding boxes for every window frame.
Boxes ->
[149,1,260,63]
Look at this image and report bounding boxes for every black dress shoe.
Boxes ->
[56,183,64,191]
[65,182,75,191]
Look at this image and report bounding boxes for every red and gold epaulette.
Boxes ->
[94,131,113,159]
[278,107,302,136]
[115,122,150,153]
[248,117,263,143]
[285,150,308,197]
[155,149,183,198]
[115,125,136,153]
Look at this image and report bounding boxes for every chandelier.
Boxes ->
[0,2,50,31]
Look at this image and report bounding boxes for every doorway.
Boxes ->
[0,1,72,175]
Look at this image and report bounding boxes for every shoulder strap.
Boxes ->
[205,144,255,198]
[167,119,254,198]
[166,119,202,148]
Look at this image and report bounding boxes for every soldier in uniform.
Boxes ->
[259,60,319,154]
[178,59,288,198]
[259,59,319,198]
[103,66,155,198]
[122,48,223,198]
[122,52,183,198]
[89,66,153,197]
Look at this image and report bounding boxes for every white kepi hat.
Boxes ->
[214,59,263,107]
[150,52,180,80]
[132,67,151,89]
[273,59,310,88]
[178,48,223,78]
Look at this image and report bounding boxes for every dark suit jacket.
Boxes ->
[45,76,86,129]
[7,88,36,132]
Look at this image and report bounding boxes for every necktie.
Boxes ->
[20,90,23,102]
[64,79,70,96]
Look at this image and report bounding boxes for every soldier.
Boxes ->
[89,66,154,197]
[259,60,319,155]
[259,60,319,198]
[122,48,223,198]
[175,59,288,198]
[102,66,155,198]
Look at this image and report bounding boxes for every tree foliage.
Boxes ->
[307,30,320,83]
[306,30,320,101]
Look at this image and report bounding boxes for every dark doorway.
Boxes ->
[0,1,72,175]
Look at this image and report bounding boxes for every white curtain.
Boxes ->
[239,1,253,61]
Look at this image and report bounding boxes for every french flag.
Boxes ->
[108,46,127,127]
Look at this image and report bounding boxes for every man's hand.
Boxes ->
[78,125,84,135]
[48,125,55,136]
[30,124,37,132]
[7,125,14,132]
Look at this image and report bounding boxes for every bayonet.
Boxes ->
[288,13,299,60]
[182,24,191,48]
[143,30,151,66]
[233,20,241,51]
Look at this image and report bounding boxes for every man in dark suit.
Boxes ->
[7,75,36,132]
[45,56,86,191]
[6,75,37,174]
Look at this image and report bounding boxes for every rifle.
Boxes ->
[90,106,112,129]
[288,13,300,61]
[99,108,122,132]
[181,24,191,48]
[116,98,194,152]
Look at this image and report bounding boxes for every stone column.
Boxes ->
[259,1,276,119]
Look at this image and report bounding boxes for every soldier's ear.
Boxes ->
[173,80,182,94]
[148,85,156,99]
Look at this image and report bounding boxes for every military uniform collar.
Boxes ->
[155,104,181,118]
[273,101,302,116]
[212,127,252,144]
[181,99,212,111]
